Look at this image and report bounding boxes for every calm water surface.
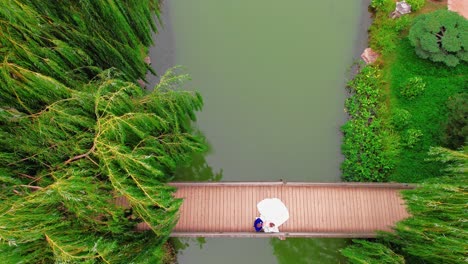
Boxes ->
[148,0,370,263]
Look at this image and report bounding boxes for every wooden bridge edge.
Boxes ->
[169,181,416,189]
[170,232,377,238]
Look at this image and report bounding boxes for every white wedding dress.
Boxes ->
[256,198,289,233]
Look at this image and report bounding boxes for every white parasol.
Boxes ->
[257,198,289,232]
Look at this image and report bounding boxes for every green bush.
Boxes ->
[341,66,396,182]
[400,76,425,99]
[392,108,412,131]
[369,11,413,55]
[370,0,394,12]
[394,15,413,31]
[406,0,426,11]
[409,10,468,67]
[402,128,423,148]
[443,93,468,150]
[388,39,467,182]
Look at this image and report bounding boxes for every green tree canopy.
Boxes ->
[342,146,468,264]
[0,0,207,262]
[0,0,159,85]
[408,10,468,67]
[0,69,206,263]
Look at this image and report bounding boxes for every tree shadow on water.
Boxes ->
[271,238,351,264]
[174,135,223,182]
[170,237,207,255]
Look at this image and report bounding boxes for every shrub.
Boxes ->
[341,66,395,182]
[394,15,413,32]
[400,76,425,99]
[370,0,394,12]
[368,10,413,55]
[443,93,468,150]
[409,10,468,67]
[406,0,425,11]
[402,128,423,148]
[392,108,412,131]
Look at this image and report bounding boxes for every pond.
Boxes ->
[147,0,371,263]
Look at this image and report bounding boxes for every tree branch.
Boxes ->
[19,185,43,190]
[64,144,96,165]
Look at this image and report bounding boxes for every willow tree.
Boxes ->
[0,0,160,85]
[0,68,205,263]
[342,146,468,264]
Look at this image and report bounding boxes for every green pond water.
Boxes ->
[148,0,370,263]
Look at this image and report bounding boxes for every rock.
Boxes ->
[390,1,412,19]
[137,79,146,88]
[361,48,380,64]
[144,56,151,65]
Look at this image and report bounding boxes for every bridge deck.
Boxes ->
[169,182,412,238]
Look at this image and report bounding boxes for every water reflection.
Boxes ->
[175,141,223,182]
[271,238,350,264]
[171,237,207,253]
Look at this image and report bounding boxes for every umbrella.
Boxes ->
[257,198,289,232]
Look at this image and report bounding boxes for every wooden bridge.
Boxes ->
[163,182,413,238]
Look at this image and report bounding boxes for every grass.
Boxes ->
[343,0,467,183]
[386,40,467,182]
[370,1,467,183]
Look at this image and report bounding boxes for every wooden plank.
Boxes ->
[169,183,411,237]
[169,181,415,189]
[310,187,317,232]
[342,187,351,232]
[356,187,365,232]
[171,232,378,238]
[379,189,388,230]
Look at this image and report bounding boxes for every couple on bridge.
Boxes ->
[254,198,289,233]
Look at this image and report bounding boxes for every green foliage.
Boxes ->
[341,66,397,182]
[341,240,404,264]
[409,10,468,67]
[401,128,423,148]
[392,108,412,131]
[0,1,208,263]
[427,145,468,175]
[388,39,467,183]
[443,93,468,150]
[0,70,206,263]
[343,147,468,264]
[0,0,160,85]
[369,11,413,55]
[405,0,426,11]
[399,76,425,99]
[370,0,394,12]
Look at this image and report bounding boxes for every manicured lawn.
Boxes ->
[386,39,467,182]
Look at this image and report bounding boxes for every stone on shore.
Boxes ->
[361,48,379,64]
